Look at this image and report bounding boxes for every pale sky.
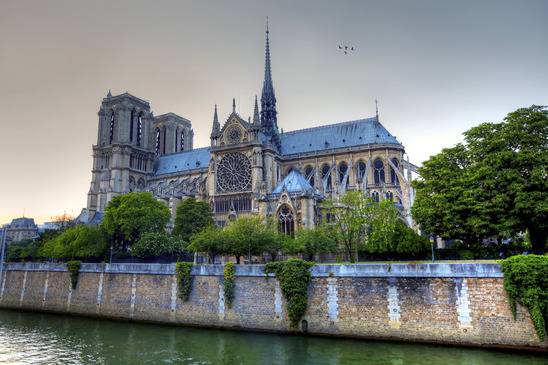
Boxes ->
[1,0,546,224]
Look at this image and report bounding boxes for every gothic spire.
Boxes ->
[253,95,260,125]
[211,104,220,138]
[260,18,279,148]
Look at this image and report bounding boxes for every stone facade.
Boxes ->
[1,217,39,244]
[85,27,420,232]
[0,262,546,352]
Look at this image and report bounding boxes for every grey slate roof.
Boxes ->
[280,117,401,156]
[272,170,313,194]
[155,147,211,175]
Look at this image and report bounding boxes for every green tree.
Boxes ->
[101,192,171,251]
[38,225,108,260]
[187,225,227,263]
[173,198,214,242]
[6,239,40,262]
[413,105,548,254]
[293,226,338,260]
[363,200,400,254]
[223,217,279,264]
[131,232,186,259]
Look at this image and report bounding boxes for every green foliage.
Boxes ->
[6,239,40,262]
[413,106,548,254]
[363,200,400,253]
[101,192,171,251]
[264,259,314,328]
[222,217,280,264]
[500,255,548,341]
[293,226,338,260]
[131,232,185,259]
[37,225,108,260]
[175,262,193,301]
[223,262,235,309]
[188,225,227,263]
[173,198,214,242]
[66,260,81,290]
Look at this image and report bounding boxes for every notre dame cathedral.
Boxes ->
[85,26,419,233]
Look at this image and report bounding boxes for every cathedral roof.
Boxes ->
[279,117,402,156]
[155,147,211,175]
[272,170,313,194]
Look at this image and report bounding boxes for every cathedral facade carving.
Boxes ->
[86,27,419,234]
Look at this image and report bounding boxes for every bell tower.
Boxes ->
[87,92,156,214]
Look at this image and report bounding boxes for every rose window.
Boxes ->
[226,126,243,144]
[216,152,252,193]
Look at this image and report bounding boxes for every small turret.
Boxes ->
[253,95,260,126]
[211,104,220,140]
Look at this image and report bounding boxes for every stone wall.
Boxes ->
[0,263,545,352]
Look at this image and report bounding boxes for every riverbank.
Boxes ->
[0,262,546,352]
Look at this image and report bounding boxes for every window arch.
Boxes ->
[373,158,385,185]
[372,191,380,203]
[278,205,295,237]
[109,111,115,144]
[128,176,136,192]
[137,113,143,146]
[390,158,399,185]
[155,128,160,155]
[321,163,332,191]
[129,110,135,143]
[386,191,393,201]
[356,160,367,183]
[304,165,314,188]
[338,161,348,188]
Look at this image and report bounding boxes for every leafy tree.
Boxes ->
[38,225,108,260]
[101,192,171,251]
[413,105,548,254]
[173,198,214,243]
[223,217,279,264]
[293,226,338,260]
[392,221,431,257]
[131,232,185,259]
[363,200,400,254]
[6,239,40,262]
[187,225,227,263]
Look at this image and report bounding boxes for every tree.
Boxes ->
[187,225,227,263]
[322,191,369,262]
[223,217,280,264]
[362,200,400,254]
[413,106,548,254]
[38,225,108,260]
[173,198,214,243]
[293,226,338,260]
[131,232,185,259]
[101,192,171,251]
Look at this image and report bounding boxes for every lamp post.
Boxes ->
[0,227,8,287]
[430,234,436,263]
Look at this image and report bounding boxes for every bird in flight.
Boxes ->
[338,44,355,55]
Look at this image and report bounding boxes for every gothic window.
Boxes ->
[155,128,160,155]
[305,165,314,187]
[137,114,143,146]
[180,130,185,151]
[130,110,135,142]
[278,205,295,237]
[391,158,399,185]
[109,111,115,144]
[137,178,145,191]
[357,160,367,183]
[216,152,252,193]
[174,130,178,152]
[128,176,136,192]
[374,158,385,185]
[338,161,348,188]
[372,191,380,202]
[386,191,393,201]
[226,126,242,144]
[321,163,332,191]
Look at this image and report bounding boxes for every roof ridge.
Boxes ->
[281,117,378,135]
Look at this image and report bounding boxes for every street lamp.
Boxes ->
[430,234,436,263]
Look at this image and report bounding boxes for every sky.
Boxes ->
[0,0,546,224]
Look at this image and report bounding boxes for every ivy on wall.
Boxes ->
[176,262,193,302]
[66,260,81,290]
[264,259,314,328]
[500,254,548,341]
[224,262,235,309]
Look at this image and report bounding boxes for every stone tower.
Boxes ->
[87,92,156,213]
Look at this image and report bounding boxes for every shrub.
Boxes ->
[131,232,185,258]
[500,254,548,341]
[264,259,314,328]
[175,262,193,301]
[223,262,235,309]
[37,225,108,260]
[66,260,81,290]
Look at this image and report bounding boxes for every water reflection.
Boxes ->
[0,310,546,365]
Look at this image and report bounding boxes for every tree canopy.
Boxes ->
[173,198,214,243]
[412,105,548,254]
[38,224,108,260]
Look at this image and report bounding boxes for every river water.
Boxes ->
[0,310,546,365]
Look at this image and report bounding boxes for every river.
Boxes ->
[0,310,546,364]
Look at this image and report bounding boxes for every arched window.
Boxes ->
[372,191,380,203]
[109,111,115,144]
[390,158,399,185]
[128,176,136,192]
[374,158,385,185]
[278,205,295,237]
[386,191,393,201]
[338,161,349,189]
[137,113,143,146]
[357,160,367,183]
[321,164,332,191]
[155,128,160,155]
[304,165,314,187]
[129,110,135,143]
[180,130,185,151]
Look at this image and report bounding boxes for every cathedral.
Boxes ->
[85,26,419,234]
